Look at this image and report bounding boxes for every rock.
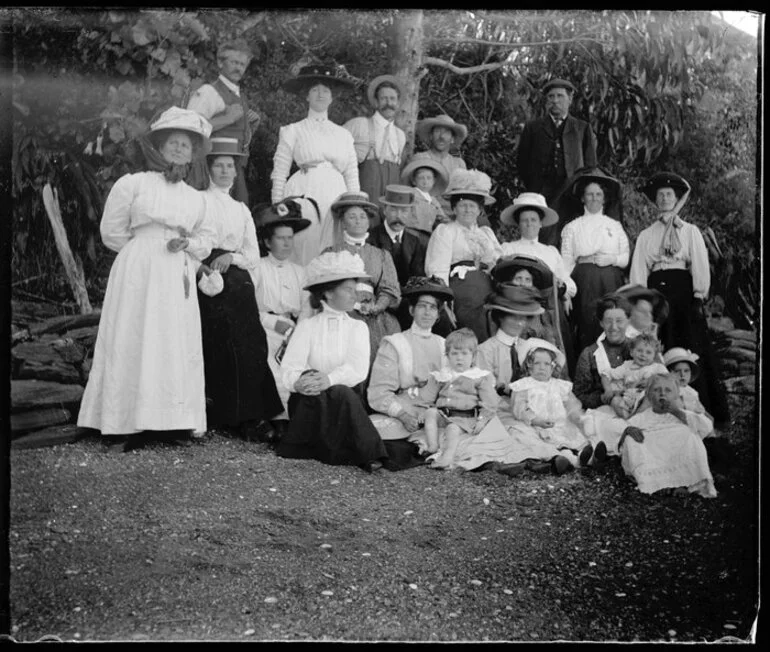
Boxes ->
[11,380,84,412]
[11,424,88,449]
[725,329,757,343]
[11,408,72,435]
[723,375,756,394]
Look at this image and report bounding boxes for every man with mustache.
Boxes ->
[187,39,262,204]
[516,78,597,247]
[344,74,407,227]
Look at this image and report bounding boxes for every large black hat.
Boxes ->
[491,255,554,290]
[253,198,311,234]
[401,276,454,303]
[615,283,670,325]
[484,285,545,317]
[640,172,691,203]
[282,64,356,95]
[566,166,622,203]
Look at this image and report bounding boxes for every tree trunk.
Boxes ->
[42,183,93,314]
[391,9,425,161]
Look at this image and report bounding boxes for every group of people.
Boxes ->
[76,40,733,500]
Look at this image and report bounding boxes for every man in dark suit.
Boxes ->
[368,185,428,329]
[516,78,597,247]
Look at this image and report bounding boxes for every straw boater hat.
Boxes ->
[303,250,370,290]
[415,114,468,148]
[484,285,545,318]
[401,275,454,304]
[542,78,577,95]
[640,171,691,203]
[442,169,496,206]
[282,63,356,95]
[379,185,416,207]
[253,199,312,235]
[149,106,212,156]
[491,255,554,290]
[663,347,701,381]
[367,74,405,107]
[400,158,449,196]
[499,192,559,228]
[207,137,248,158]
[517,336,566,371]
[565,166,622,203]
[330,191,380,217]
[615,283,670,325]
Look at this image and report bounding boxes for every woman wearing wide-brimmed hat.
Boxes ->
[425,169,502,342]
[195,137,283,442]
[275,250,388,472]
[613,283,669,341]
[367,276,454,466]
[499,192,578,372]
[271,63,360,262]
[324,190,402,367]
[629,171,729,426]
[249,197,313,437]
[77,106,217,451]
[559,166,630,353]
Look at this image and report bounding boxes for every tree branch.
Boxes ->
[426,36,609,49]
[423,57,514,75]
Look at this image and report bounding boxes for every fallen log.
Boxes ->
[15,361,81,385]
[719,358,739,375]
[11,380,84,412]
[725,329,757,343]
[11,407,71,435]
[725,348,756,364]
[29,310,102,337]
[11,425,88,450]
[738,361,757,376]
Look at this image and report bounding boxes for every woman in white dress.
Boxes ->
[560,167,630,353]
[196,138,283,442]
[77,107,216,451]
[271,64,359,265]
[250,198,313,438]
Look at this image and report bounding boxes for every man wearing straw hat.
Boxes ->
[187,39,261,204]
[344,74,407,221]
[516,78,597,217]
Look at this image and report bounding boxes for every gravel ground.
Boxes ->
[8,395,758,643]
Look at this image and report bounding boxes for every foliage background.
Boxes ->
[8,8,760,327]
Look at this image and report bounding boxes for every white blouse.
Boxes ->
[270,109,360,204]
[629,219,710,298]
[425,220,502,284]
[500,238,577,298]
[100,171,214,261]
[343,111,406,165]
[560,212,630,275]
[280,302,370,392]
[250,253,311,332]
[204,185,260,269]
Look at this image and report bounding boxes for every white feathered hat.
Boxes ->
[442,169,496,206]
[304,250,370,290]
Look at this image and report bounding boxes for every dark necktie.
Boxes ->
[392,233,402,258]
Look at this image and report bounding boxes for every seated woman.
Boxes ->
[613,283,669,340]
[368,276,453,444]
[619,374,716,498]
[325,190,402,367]
[425,169,502,342]
[197,137,283,442]
[275,250,387,472]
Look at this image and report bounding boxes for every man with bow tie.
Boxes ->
[344,74,407,226]
[516,78,597,246]
[187,39,262,204]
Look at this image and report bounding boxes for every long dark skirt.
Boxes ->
[198,249,283,429]
[359,159,400,229]
[648,269,730,424]
[450,266,495,343]
[570,263,625,354]
[277,384,388,466]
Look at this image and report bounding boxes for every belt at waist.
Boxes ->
[576,255,607,265]
[439,406,479,418]
[131,222,186,240]
[450,260,489,271]
[299,160,334,172]
[650,261,689,273]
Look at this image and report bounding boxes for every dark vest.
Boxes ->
[544,118,567,181]
[211,78,251,151]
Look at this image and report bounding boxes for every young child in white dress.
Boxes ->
[509,338,593,470]
[422,328,499,469]
[663,347,714,433]
[601,333,669,419]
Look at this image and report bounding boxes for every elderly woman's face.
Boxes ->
[511,269,534,287]
[306,83,333,113]
[600,307,629,344]
[453,199,482,227]
[517,209,542,240]
[630,299,654,331]
[656,187,678,212]
[324,279,358,312]
[647,375,680,413]
[208,155,237,189]
[160,131,194,165]
[582,183,605,214]
[409,294,440,330]
[342,206,371,237]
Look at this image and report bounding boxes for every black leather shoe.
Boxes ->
[360,460,384,474]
